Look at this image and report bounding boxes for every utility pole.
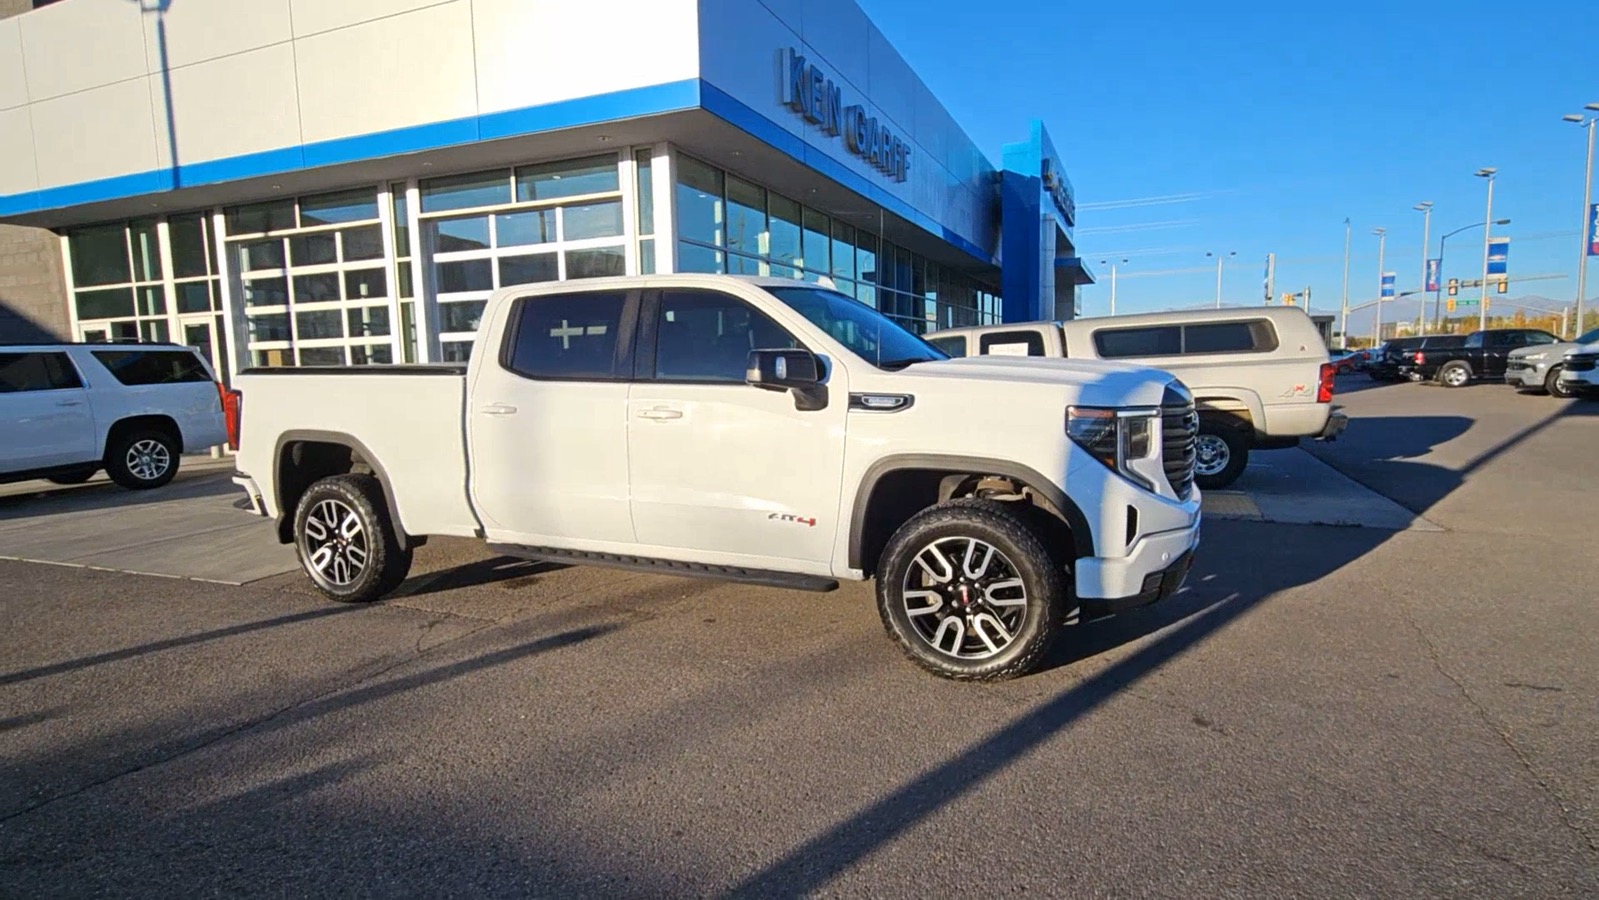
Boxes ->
[1373,227,1387,341]
[1340,218,1351,347]
[1414,202,1432,334]
[1098,258,1127,316]
[1206,251,1235,308]
[1476,168,1497,331]
[1563,105,1598,336]
[1264,253,1276,306]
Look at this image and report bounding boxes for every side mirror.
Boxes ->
[746,348,821,391]
[746,348,827,411]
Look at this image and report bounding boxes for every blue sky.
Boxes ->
[860,0,1599,333]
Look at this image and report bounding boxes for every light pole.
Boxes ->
[1372,227,1387,341]
[1340,218,1351,347]
[1476,168,1497,331]
[1098,258,1127,315]
[1414,202,1432,334]
[1562,103,1599,336]
[1434,218,1510,330]
[1206,251,1236,308]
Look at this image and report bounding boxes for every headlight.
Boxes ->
[1523,352,1548,361]
[1067,406,1158,491]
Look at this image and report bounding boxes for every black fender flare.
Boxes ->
[271,429,416,550]
[848,454,1095,570]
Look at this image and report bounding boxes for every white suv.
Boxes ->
[0,344,230,489]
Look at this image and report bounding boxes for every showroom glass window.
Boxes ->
[672,153,1001,334]
[223,189,394,367]
[419,154,629,362]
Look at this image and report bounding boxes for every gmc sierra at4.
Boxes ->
[228,275,1201,681]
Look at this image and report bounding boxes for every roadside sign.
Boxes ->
[1380,272,1396,298]
[1457,297,1479,307]
[1425,258,1440,292]
[1588,203,1599,256]
[1487,237,1510,277]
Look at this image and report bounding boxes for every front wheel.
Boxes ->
[1546,366,1575,399]
[293,474,412,603]
[1194,421,1249,490]
[876,499,1065,682]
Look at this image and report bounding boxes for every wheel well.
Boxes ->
[1196,403,1253,434]
[105,415,183,457]
[852,468,1086,575]
[275,439,379,544]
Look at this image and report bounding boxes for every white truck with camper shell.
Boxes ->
[1,343,230,489]
[925,306,1345,489]
[227,275,1202,681]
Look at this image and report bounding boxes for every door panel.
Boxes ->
[0,353,96,471]
[467,289,637,545]
[626,289,847,564]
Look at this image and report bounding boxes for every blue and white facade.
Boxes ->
[0,0,1090,375]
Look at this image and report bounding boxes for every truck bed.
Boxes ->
[233,364,480,539]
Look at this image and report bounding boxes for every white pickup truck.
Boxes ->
[229,275,1202,681]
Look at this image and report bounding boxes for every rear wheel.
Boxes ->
[1546,366,1575,399]
[1194,421,1249,490]
[105,429,178,490]
[1438,362,1471,388]
[293,474,411,604]
[876,499,1065,682]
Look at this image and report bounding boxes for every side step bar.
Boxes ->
[486,543,840,593]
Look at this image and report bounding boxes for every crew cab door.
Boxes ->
[468,288,639,546]
[1481,331,1527,377]
[625,288,847,565]
[0,352,96,471]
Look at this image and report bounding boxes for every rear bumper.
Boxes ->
[232,473,267,517]
[1316,408,1348,440]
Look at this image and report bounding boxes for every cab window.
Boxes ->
[504,291,632,380]
[927,336,967,358]
[978,331,1045,357]
[650,290,799,382]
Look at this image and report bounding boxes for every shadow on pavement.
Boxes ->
[390,556,568,599]
[0,468,236,523]
[728,518,1388,896]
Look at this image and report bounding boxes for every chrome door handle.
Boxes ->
[56,400,83,407]
[636,408,683,421]
[480,403,518,416]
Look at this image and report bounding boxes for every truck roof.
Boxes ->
[927,305,1315,340]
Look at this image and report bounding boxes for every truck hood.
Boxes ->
[893,356,1185,407]
[1509,342,1579,360]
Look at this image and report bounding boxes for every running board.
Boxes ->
[485,544,840,593]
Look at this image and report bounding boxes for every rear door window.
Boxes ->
[90,350,210,385]
[1093,325,1182,359]
[977,331,1045,357]
[0,352,83,392]
[504,291,633,380]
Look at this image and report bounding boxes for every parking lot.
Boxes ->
[2,376,1596,896]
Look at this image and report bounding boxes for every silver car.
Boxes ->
[1506,327,1599,398]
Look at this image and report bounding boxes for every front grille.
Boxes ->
[1568,355,1598,373]
[1161,403,1198,500]
[1506,361,1530,372]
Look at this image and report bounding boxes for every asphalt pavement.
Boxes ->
[0,375,1595,897]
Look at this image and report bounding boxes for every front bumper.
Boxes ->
[1075,518,1200,603]
[1504,363,1544,388]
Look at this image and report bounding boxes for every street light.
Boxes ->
[1562,103,1599,336]
[1372,227,1387,340]
[1434,218,1510,330]
[1340,218,1351,348]
[1098,258,1128,315]
[1206,251,1236,308]
[1476,168,1497,331]
[1413,202,1432,334]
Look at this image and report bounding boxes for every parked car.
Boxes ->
[1558,341,1599,398]
[1367,337,1426,380]
[0,343,230,489]
[228,275,1203,682]
[1400,328,1561,387]
[924,306,1344,490]
[1371,334,1467,381]
[1328,349,1362,373]
[1504,327,1599,398]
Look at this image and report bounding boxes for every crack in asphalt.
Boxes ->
[1400,606,1599,857]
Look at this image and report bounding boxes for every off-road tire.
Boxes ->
[105,429,179,490]
[1437,362,1472,388]
[1545,366,1575,399]
[875,499,1066,682]
[1194,420,1249,490]
[293,474,412,604]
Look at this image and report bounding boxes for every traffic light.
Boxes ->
[1497,278,1508,294]
[1448,278,1459,297]
[1447,298,1457,313]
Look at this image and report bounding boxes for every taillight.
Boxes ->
[1317,363,1335,403]
[1415,351,1426,366]
[218,384,243,451]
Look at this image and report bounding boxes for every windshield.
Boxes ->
[1575,328,1599,346]
[765,286,949,369]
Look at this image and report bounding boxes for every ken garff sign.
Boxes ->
[1380,272,1396,298]
[1487,237,1510,276]
[780,48,911,183]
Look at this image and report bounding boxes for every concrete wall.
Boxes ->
[0,223,68,342]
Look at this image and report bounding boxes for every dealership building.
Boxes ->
[0,0,1090,377]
